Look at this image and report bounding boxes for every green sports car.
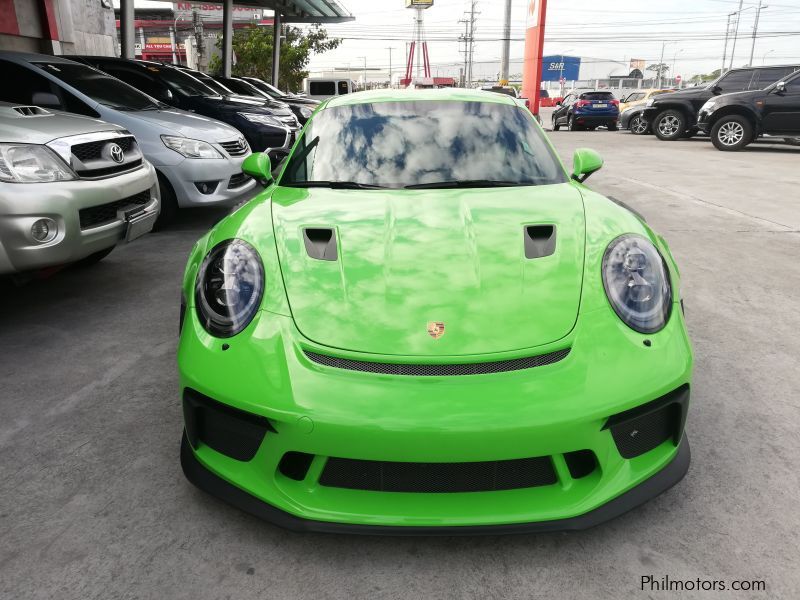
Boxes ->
[178,88,692,533]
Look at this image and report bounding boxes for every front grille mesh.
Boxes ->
[303,347,570,377]
[79,189,151,229]
[319,456,558,493]
[71,136,135,161]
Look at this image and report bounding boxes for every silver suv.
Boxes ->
[0,52,257,225]
[0,102,159,275]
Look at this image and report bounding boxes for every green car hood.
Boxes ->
[271,183,585,356]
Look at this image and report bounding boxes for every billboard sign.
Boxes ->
[405,0,434,7]
[173,3,262,21]
[541,56,580,82]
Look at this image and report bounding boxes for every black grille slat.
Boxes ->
[228,172,252,189]
[303,347,570,377]
[610,404,680,459]
[79,189,151,229]
[319,456,557,493]
[220,138,249,157]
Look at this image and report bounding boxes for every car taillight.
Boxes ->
[612,99,620,106]
[575,100,589,108]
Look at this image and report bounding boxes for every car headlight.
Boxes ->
[238,112,283,127]
[700,99,716,112]
[161,135,222,159]
[299,106,313,118]
[645,98,655,107]
[195,239,264,337]
[0,143,75,183]
[602,234,672,333]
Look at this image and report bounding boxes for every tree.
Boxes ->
[209,25,341,92]
[646,63,670,79]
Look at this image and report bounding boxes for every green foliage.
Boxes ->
[209,25,340,92]
[646,63,670,76]
[692,68,723,83]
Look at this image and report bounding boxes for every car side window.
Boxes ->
[104,67,163,99]
[562,94,574,105]
[717,69,755,92]
[0,60,60,106]
[337,81,349,95]
[752,67,792,89]
[784,77,800,93]
[310,81,335,96]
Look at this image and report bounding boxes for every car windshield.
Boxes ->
[280,100,566,189]
[33,61,160,110]
[191,72,234,95]
[148,65,219,97]
[221,78,258,96]
[248,78,286,98]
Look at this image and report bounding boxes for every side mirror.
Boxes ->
[571,148,603,183]
[241,152,273,184]
[160,89,174,101]
[555,100,562,106]
[775,81,786,94]
[32,92,61,109]
[711,84,722,95]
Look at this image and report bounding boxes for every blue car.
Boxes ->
[551,90,619,131]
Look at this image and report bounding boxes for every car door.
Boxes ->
[555,94,573,123]
[762,75,800,134]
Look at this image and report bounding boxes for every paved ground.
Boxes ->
[2,117,799,600]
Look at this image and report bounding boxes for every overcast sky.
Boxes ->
[307,0,800,78]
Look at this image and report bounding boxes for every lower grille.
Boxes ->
[183,388,274,462]
[78,189,151,229]
[605,385,689,459]
[228,172,252,189]
[303,347,570,377]
[319,455,557,493]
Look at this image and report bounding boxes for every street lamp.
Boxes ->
[357,55,368,91]
[558,49,573,97]
[761,49,774,65]
[672,48,684,86]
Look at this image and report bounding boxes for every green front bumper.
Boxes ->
[177,302,692,531]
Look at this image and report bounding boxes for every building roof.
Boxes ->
[217,0,353,23]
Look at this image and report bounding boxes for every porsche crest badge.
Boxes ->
[427,321,445,339]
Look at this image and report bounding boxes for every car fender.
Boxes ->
[648,99,695,122]
[706,105,760,134]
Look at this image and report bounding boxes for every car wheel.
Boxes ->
[154,173,178,230]
[551,115,560,131]
[608,122,618,132]
[630,115,649,135]
[653,109,686,141]
[74,246,114,268]
[568,114,579,131]
[711,115,753,151]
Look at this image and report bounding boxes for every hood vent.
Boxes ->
[12,105,50,117]
[524,225,556,259]
[303,228,338,261]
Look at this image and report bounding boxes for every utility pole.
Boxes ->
[499,0,512,85]
[386,46,395,87]
[748,1,767,66]
[459,1,478,87]
[358,55,367,90]
[458,17,469,87]
[729,0,744,71]
[721,12,734,74]
[657,41,666,88]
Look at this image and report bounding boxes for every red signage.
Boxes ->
[521,0,548,116]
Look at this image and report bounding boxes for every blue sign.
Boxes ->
[541,55,581,82]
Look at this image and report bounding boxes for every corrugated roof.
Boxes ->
[229,0,354,23]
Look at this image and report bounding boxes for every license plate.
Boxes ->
[124,208,157,242]
[594,103,608,108]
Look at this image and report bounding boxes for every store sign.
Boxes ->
[173,2,262,20]
[541,55,580,81]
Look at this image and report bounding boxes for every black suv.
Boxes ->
[697,70,800,150]
[643,64,800,141]
[71,57,299,157]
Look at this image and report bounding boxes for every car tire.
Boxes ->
[711,115,753,151]
[653,109,686,141]
[630,115,649,135]
[608,122,618,132]
[551,115,560,131]
[154,173,178,230]
[75,246,114,267]
[568,114,579,131]
[784,137,800,146]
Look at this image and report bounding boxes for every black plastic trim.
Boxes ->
[181,432,690,536]
[523,225,557,259]
[303,228,338,261]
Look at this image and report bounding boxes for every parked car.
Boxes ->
[214,76,315,124]
[0,51,255,226]
[302,77,355,101]
[71,57,299,158]
[240,77,319,108]
[0,101,159,274]
[178,88,692,533]
[480,85,518,97]
[697,69,800,150]
[643,64,800,141]
[551,90,619,131]
[619,89,674,135]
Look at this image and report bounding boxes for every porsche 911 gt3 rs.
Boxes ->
[178,88,692,534]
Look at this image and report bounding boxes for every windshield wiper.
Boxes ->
[404,179,537,189]
[283,181,387,189]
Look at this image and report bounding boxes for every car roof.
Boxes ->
[325,87,518,109]
[0,51,81,64]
